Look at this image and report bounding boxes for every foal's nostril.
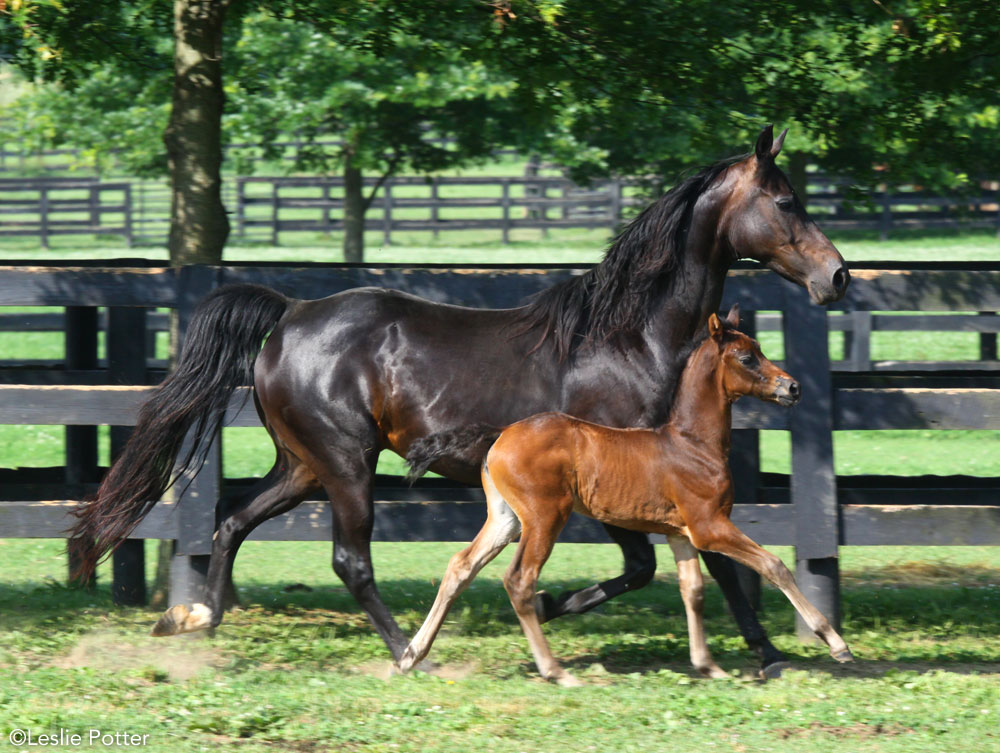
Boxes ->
[789,381,800,398]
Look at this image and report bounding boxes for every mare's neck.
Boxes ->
[660,345,734,458]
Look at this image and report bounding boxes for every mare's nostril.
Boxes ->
[832,266,848,293]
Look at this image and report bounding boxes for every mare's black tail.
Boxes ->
[405,423,504,484]
[70,284,290,579]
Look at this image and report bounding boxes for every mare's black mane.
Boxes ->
[515,155,745,359]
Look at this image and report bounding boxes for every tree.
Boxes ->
[225,10,537,262]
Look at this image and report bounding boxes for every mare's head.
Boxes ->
[707,305,800,407]
[715,126,849,304]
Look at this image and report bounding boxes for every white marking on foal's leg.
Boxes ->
[668,535,728,679]
[399,472,520,672]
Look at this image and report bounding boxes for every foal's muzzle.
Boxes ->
[772,376,801,406]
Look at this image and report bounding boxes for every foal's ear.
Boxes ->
[754,124,774,162]
[725,303,740,327]
[708,313,724,340]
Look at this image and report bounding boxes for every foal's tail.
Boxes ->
[70,284,290,580]
[405,423,504,483]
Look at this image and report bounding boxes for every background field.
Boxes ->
[1,226,998,752]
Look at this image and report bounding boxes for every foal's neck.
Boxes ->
[660,345,733,458]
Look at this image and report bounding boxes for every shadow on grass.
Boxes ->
[2,575,998,676]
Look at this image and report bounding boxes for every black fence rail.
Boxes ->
[0,179,133,248]
[0,262,998,634]
[3,173,999,249]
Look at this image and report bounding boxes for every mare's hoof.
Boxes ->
[832,648,855,663]
[534,590,557,623]
[759,661,793,680]
[151,603,213,637]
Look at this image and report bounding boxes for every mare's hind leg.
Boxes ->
[699,550,788,676]
[399,469,521,671]
[691,517,854,664]
[535,524,656,622]
[667,536,727,679]
[152,455,319,636]
[307,440,412,662]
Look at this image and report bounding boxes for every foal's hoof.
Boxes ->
[832,648,855,663]
[759,661,793,680]
[554,672,584,688]
[698,664,731,680]
[151,603,213,637]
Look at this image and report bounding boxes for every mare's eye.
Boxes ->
[776,197,794,212]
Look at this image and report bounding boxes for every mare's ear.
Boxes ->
[755,124,774,162]
[770,127,788,157]
[708,313,724,341]
[725,303,740,327]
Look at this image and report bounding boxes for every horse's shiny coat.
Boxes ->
[74,127,848,671]
[400,310,854,684]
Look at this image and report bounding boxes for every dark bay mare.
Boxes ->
[399,307,854,685]
[71,126,848,674]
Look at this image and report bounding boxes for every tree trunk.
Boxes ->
[788,151,809,209]
[164,0,230,266]
[343,158,365,264]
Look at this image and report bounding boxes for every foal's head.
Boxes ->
[707,305,800,407]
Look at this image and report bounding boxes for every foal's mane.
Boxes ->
[515,155,745,360]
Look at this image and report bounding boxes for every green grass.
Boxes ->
[1,539,998,752]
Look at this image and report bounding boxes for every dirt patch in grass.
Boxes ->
[777,721,914,739]
[843,562,999,588]
[52,631,222,681]
[350,658,480,682]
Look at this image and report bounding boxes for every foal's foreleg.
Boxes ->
[691,518,853,663]
[667,536,728,679]
[398,491,521,672]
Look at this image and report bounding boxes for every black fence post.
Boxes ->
[782,287,841,641]
[107,306,149,605]
[65,306,99,589]
[980,312,997,361]
[501,180,511,245]
[729,309,762,611]
[166,265,221,608]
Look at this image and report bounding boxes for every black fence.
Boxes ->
[0,261,998,636]
[2,173,999,249]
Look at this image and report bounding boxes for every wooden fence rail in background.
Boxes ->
[0,262,998,643]
[2,173,998,249]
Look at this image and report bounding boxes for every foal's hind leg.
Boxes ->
[691,517,854,663]
[399,471,521,671]
[152,456,319,636]
[667,536,727,679]
[504,511,580,687]
[535,524,656,622]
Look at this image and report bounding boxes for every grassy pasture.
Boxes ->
[1,540,998,752]
[0,226,998,751]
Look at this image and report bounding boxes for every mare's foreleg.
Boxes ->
[691,517,853,663]
[699,550,788,675]
[535,524,656,622]
[667,536,727,679]
[152,457,318,636]
[399,474,521,671]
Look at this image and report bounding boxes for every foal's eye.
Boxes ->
[776,197,795,212]
[738,354,754,366]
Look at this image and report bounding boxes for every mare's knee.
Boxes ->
[332,548,375,593]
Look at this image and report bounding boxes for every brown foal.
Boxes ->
[399,306,854,685]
